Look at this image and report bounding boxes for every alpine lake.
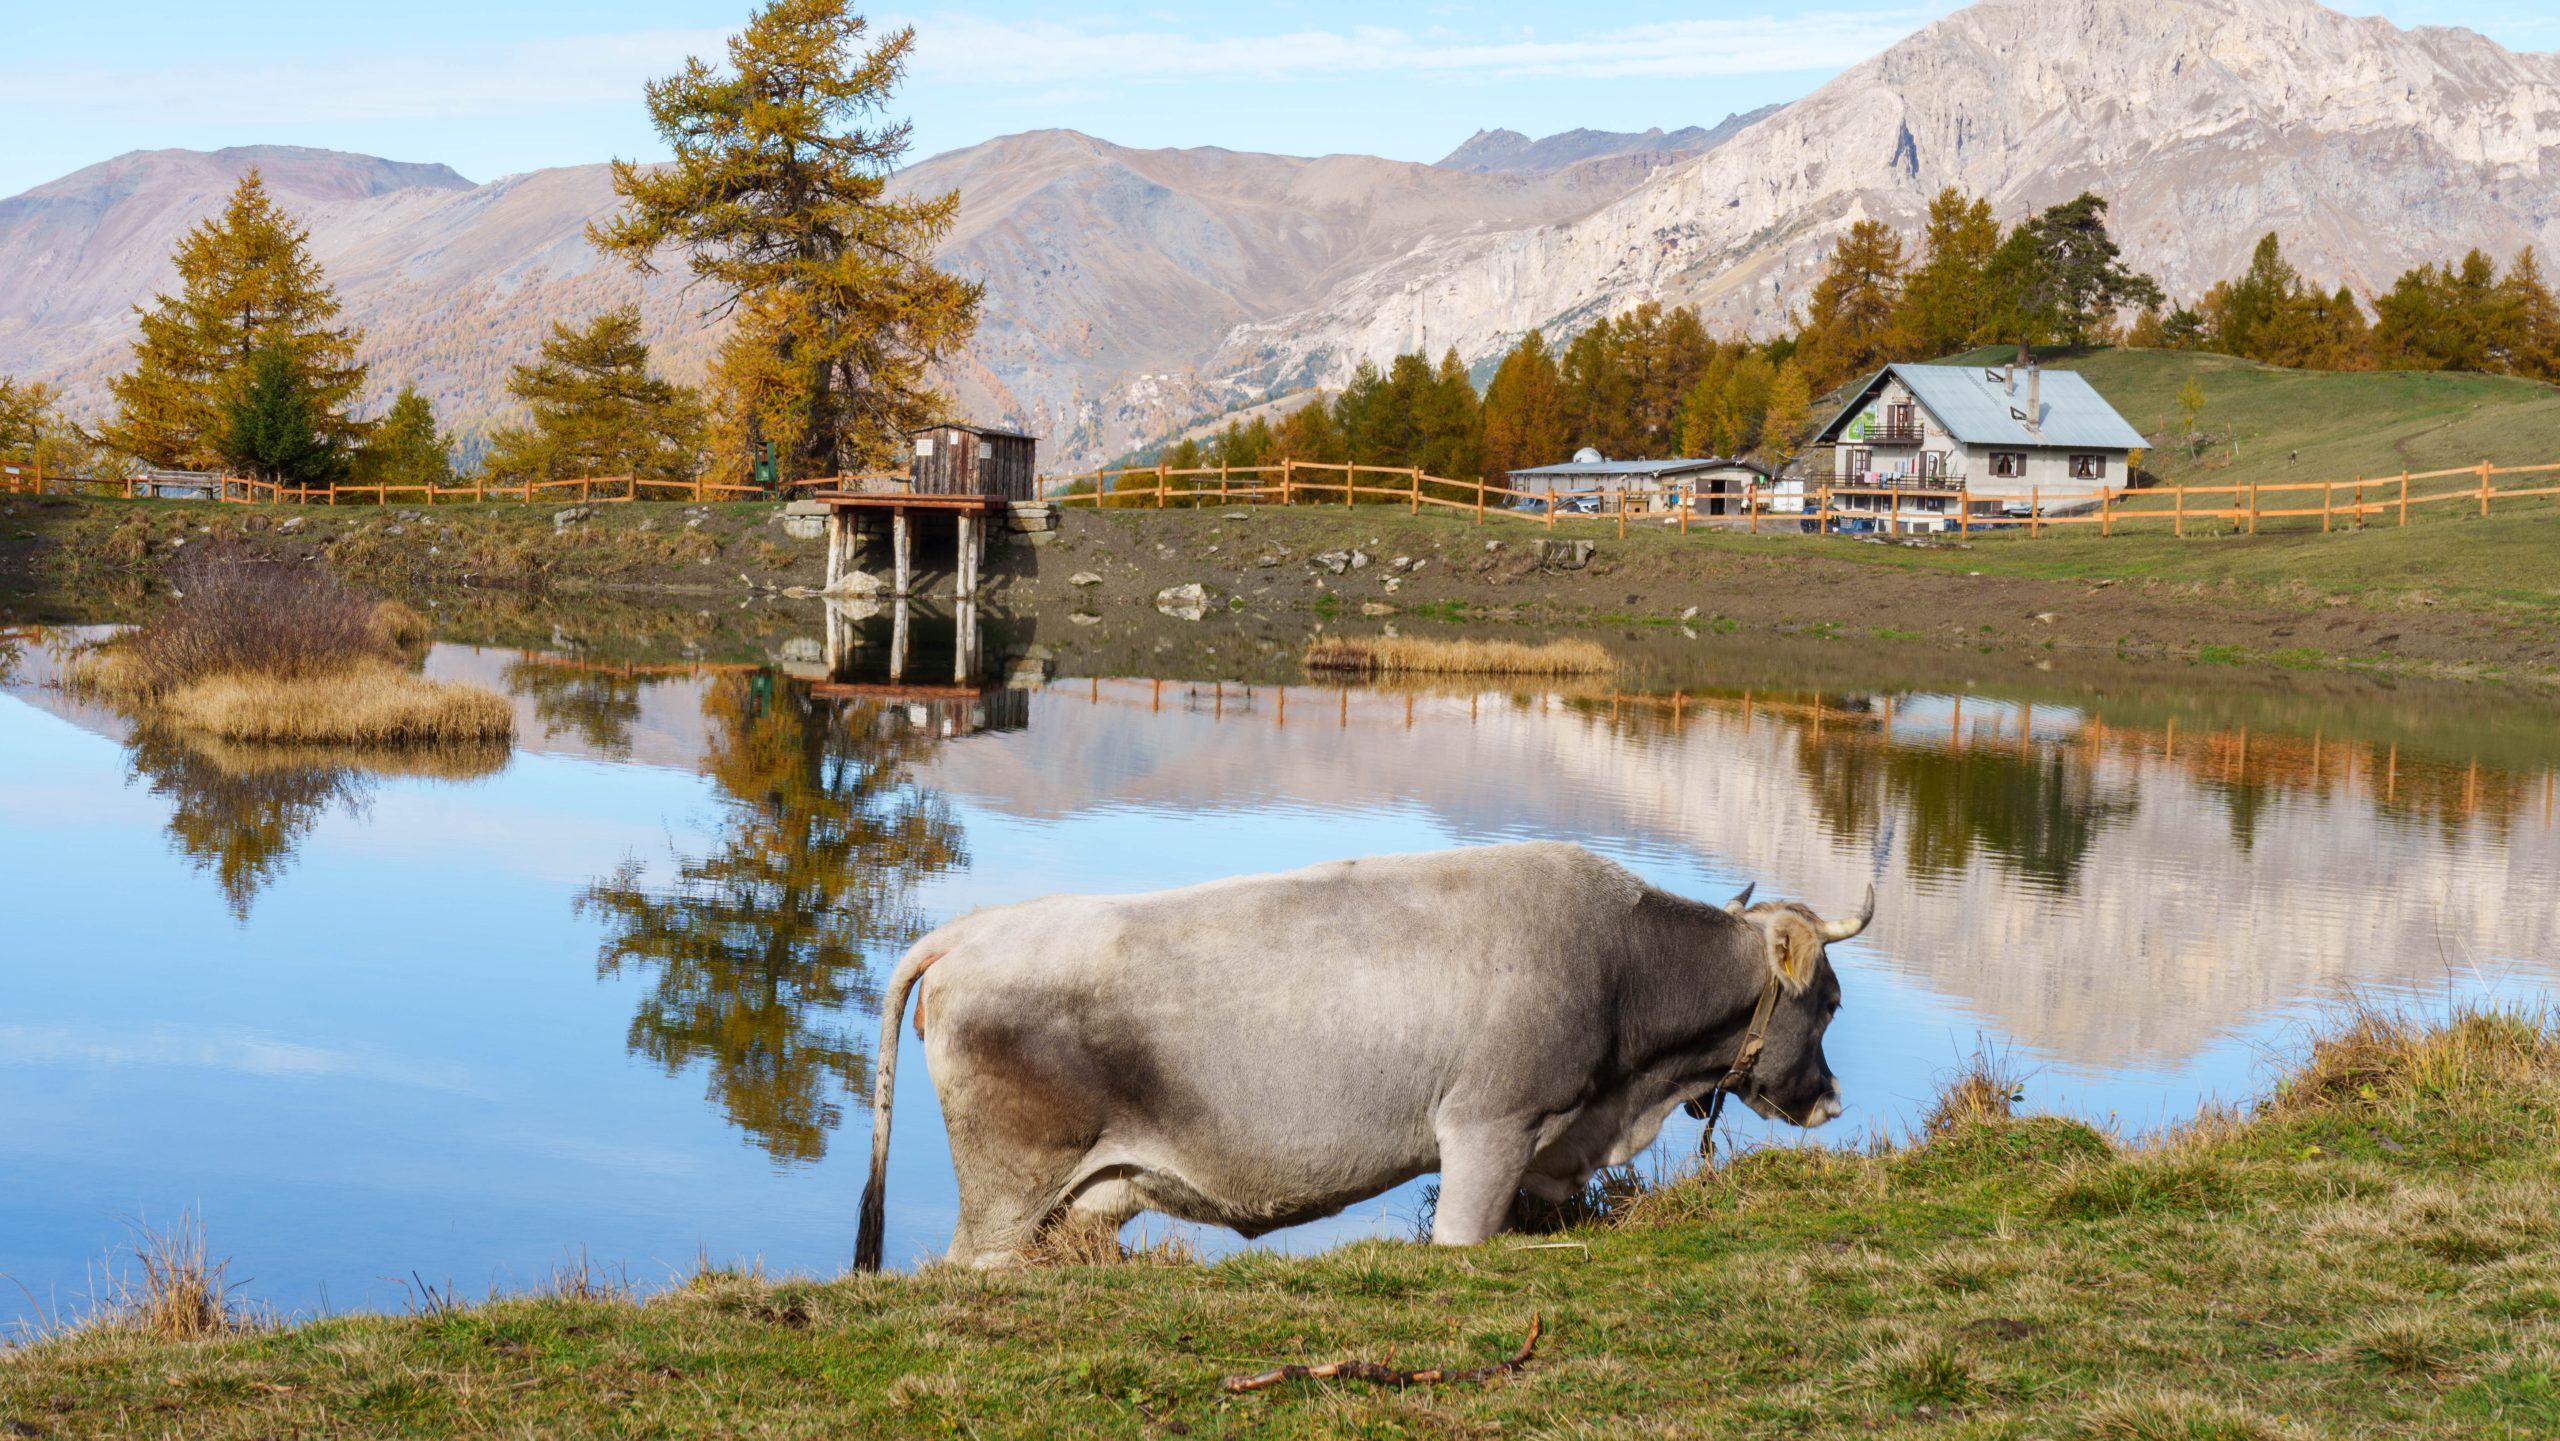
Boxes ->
[6,596,2558,1333]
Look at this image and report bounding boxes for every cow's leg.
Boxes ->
[1430,1124,1538,1246]
[945,1147,1072,1268]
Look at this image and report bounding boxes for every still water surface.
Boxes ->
[4,616,2557,1329]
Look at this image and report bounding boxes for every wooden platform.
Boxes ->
[813,491,1005,598]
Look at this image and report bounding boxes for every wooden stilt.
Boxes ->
[893,510,912,597]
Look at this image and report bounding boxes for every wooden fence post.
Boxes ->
[1616,486,1627,539]
[1955,486,1966,536]
[2101,487,2112,537]
[1283,458,1295,506]
[2321,479,2332,533]
[2480,460,2493,518]
[2246,481,2258,535]
[1678,484,1689,535]
[2174,484,2184,538]
[1750,482,1761,534]
[1343,463,1354,510]
[1220,462,1230,502]
[2399,471,2410,526]
[1820,486,1832,536]
[1409,466,1420,515]
[2030,487,2041,537]
[1475,473,1485,524]
[1157,459,1167,508]
[2353,475,2364,531]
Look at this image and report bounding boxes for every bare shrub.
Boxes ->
[124,543,390,696]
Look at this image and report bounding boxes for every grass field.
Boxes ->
[6,1007,2555,1438]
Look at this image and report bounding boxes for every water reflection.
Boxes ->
[575,637,983,1163]
[505,658,649,758]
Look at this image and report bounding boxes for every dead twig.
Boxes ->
[1221,1314,1543,1394]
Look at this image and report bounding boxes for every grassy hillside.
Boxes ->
[5,1009,2556,1438]
[1947,346,2560,493]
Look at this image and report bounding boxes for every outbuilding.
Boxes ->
[1812,360,2146,531]
[1504,453,1770,516]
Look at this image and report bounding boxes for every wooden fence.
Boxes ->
[1044,457,2560,540]
[0,459,911,506]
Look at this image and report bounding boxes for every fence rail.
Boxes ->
[8,451,2558,543]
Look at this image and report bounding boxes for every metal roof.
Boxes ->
[1817,364,2147,450]
[1506,456,1769,480]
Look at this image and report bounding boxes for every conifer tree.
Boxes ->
[1981,193,2160,347]
[353,387,456,490]
[483,308,705,483]
[1275,396,1346,468]
[1795,220,1907,392]
[1415,350,1484,485]
[1479,330,1568,483]
[0,376,53,454]
[105,170,367,469]
[1894,189,2002,358]
[2501,247,2560,381]
[593,1,982,480]
[1761,358,1815,472]
[1677,350,1737,457]
[217,345,348,486]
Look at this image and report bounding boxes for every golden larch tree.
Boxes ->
[103,170,367,469]
[591,0,983,482]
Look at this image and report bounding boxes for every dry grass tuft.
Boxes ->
[1922,1043,2027,1137]
[157,662,514,746]
[2077,1389,2305,1440]
[178,732,511,784]
[95,1212,248,1341]
[1020,1213,1198,1269]
[1303,633,1614,678]
[368,599,432,649]
[2268,1002,2556,1119]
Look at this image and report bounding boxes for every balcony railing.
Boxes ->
[1861,424,1926,444]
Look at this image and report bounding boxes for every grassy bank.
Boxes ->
[7,1007,2555,1438]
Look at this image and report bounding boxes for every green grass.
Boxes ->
[8,1007,2557,1438]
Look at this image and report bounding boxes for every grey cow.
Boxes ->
[855,841,1867,1270]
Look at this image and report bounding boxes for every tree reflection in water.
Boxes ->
[504,658,646,758]
[578,672,966,1163]
[1798,726,2137,893]
[126,731,509,921]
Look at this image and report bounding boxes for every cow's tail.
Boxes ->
[856,939,939,1273]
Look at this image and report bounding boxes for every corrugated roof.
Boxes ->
[1818,364,2147,450]
[1507,456,1769,479]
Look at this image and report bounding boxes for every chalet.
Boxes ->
[1811,361,2146,532]
[1504,453,1771,516]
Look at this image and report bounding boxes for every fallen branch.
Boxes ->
[1221,1314,1543,1394]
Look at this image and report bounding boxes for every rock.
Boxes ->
[1154,582,1210,621]
[1222,510,1252,520]
[832,598,883,621]
[822,568,885,597]
[1382,577,1403,593]
[1253,553,1282,568]
[1348,550,1371,570]
[1681,605,1700,621]
[382,523,406,538]
[1530,538,1596,570]
[1069,571,1104,587]
[1409,559,1426,571]
[783,500,831,516]
[277,516,305,533]
[781,514,826,540]
[685,517,708,531]
[1390,555,1411,570]
[553,505,594,528]
[2033,612,2062,625]
[1360,601,1398,616]
[638,518,657,532]
[1313,550,1351,575]
[1485,540,1501,551]
[1070,611,1103,626]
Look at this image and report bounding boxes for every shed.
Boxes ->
[908,423,1038,501]
[1503,455,1769,515]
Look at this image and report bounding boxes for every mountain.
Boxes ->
[1434,112,1780,174]
[1226,0,2560,397]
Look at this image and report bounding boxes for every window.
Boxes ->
[1845,448,1872,478]
[2070,454,2108,480]
[1989,451,2027,479]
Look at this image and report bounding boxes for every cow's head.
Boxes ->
[1724,883,1869,1128]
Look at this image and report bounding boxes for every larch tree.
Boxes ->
[1795,220,1907,393]
[1,376,55,454]
[1479,330,1568,483]
[591,0,983,481]
[353,387,456,490]
[2500,247,2560,381]
[482,308,706,484]
[1761,358,1815,473]
[1416,349,1484,485]
[1894,189,2003,358]
[104,170,367,470]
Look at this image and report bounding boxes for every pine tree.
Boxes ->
[1415,349,1483,485]
[2212,234,2306,363]
[1982,193,2161,347]
[592,1,982,480]
[1479,330,1568,483]
[482,308,705,483]
[217,345,348,486]
[1894,189,2003,358]
[1795,220,1907,393]
[104,170,367,469]
[353,387,456,490]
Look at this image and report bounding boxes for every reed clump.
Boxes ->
[72,544,511,746]
[1302,633,1614,678]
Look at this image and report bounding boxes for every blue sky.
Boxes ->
[3,1,2556,197]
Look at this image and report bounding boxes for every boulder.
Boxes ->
[822,568,886,597]
[1312,550,1351,575]
[1530,538,1597,570]
[1154,583,1210,621]
[552,505,594,528]
[277,516,305,534]
[1348,550,1371,570]
[1069,571,1104,587]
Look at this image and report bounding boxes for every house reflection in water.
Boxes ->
[802,597,1038,740]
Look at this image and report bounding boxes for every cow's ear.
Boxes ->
[1752,912,1820,996]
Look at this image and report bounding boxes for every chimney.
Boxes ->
[2028,362,2042,435]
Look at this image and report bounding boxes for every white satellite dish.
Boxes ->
[1573,447,1604,464]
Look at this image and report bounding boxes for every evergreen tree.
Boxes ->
[352,387,456,490]
[593,0,982,479]
[482,307,706,483]
[1894,188,2003,358]
[1479,330,1568,483]
[104,170,367,469]
[1795,220,1907,392]
[1559,322,1636,457]
[1677,349,1737,456]
[217,345,348,486]
[1209,415,1278,470]
[1275,396,1345,468]
[0,376,53,453]
[1415,349,1483,484]
[1981,193,2160,346]
[2211,233,2306,363]
[2124,305,2169,349]
[2504,247,2560,381]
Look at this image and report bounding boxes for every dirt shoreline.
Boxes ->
[6,495,2555,682]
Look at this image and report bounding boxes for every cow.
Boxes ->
[854,841,1867,1271]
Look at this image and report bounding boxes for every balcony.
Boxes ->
[1862,423,1927,444]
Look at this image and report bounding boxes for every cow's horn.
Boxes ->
[1819,884,1876,942]
[1724,882,1756,914]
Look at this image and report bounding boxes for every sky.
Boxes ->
[4,1,2558,197]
